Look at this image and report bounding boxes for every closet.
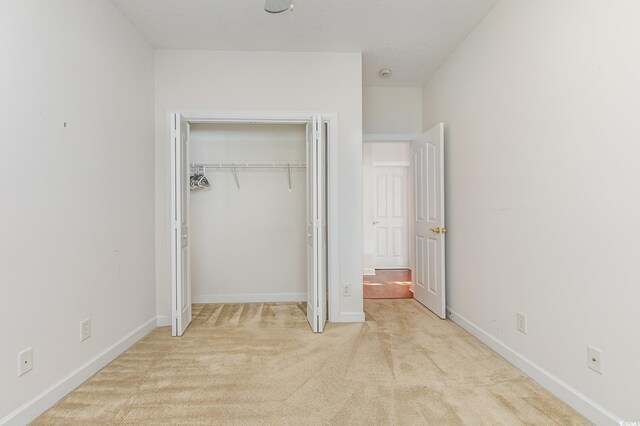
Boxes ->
[189,123,307,305]
[169,112,329,337]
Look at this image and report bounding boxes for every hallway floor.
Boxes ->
[35,300,587,425]
[363,269,413,299]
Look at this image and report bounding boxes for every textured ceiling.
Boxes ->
[110,0,497,86]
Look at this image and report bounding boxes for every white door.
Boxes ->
[171,113,192,336]
[412,123,446,319]
[306,115,327,333]
[373,166,409,269]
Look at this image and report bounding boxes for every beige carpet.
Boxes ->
[34,300,589,425]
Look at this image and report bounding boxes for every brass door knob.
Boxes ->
[430,227,448,234]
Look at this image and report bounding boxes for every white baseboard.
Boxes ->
[363,268,376,276]
[333,311,366,323]
[0,317,157,426]
[156,315,171,327]
[446,308,622,425]
[192,293,306,304]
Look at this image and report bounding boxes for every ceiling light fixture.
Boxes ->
[265,0,294,13]
[379,68,392,78]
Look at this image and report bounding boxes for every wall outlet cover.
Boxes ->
[587,345,603,374]
[341,283,351,297]
[81,318,91,342]
[516,312,527,334]
[18,347,33,377]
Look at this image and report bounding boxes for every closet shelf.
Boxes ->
[191,162,306,169]
[190,162,306,191]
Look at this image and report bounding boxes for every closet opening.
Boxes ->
[189,123,308,306]
[169,112,338,337]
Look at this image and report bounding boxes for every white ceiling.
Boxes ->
[110,0,497,86]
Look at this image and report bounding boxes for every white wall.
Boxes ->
[189,124,306,302]
[363,87,422,134]
[155,51,363,322]
[422,0,640,422]
[362,143,412,274]
[0,0,155,422]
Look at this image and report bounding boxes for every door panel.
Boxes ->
[392,227,403,256]
[318,120,327,332]
[412,123,446,319]
[306,117,316,332]
[373,167,409,269]
[306,115,327,333]
[376,174,388,217]
[171,113,192,336]
[415,235,425,290]
[376,228,387,256]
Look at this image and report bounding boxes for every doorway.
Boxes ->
[168,111,338,336]
[362,124,447,318]
[362,141,413,299]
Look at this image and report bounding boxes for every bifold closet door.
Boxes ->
[171,113,192,337]
[306,114,327,333]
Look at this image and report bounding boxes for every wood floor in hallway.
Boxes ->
[34,300,588,425]
[364,269,413,299]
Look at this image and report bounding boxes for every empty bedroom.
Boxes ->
[1,0,639,424]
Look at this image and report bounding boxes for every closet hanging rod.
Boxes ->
[191,162,306,169]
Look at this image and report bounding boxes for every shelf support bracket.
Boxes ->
[231,164,240,189]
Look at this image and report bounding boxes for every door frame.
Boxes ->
[371,163,410,269]
[166,110,340,324]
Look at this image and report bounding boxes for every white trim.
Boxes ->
[0,317,157,426]
[373,266,410,270]
[179,110,317,124]
[167,110,342,324]
[363,133,419,142]
[156,315,171,327]
[192,293,307,304]
[325,114,340,324]
[372,161,410,167]
[446,308,622,425]
[333,311,366,323]
[363,268,376,276]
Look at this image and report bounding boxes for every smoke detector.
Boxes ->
[265,0,294,13]
[379,68,392,78]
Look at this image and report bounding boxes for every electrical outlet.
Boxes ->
[18,347,33,377]
[516,312,527,334]
[587,345,603,374]
[80,318,91,342]
[341,283,351,297]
